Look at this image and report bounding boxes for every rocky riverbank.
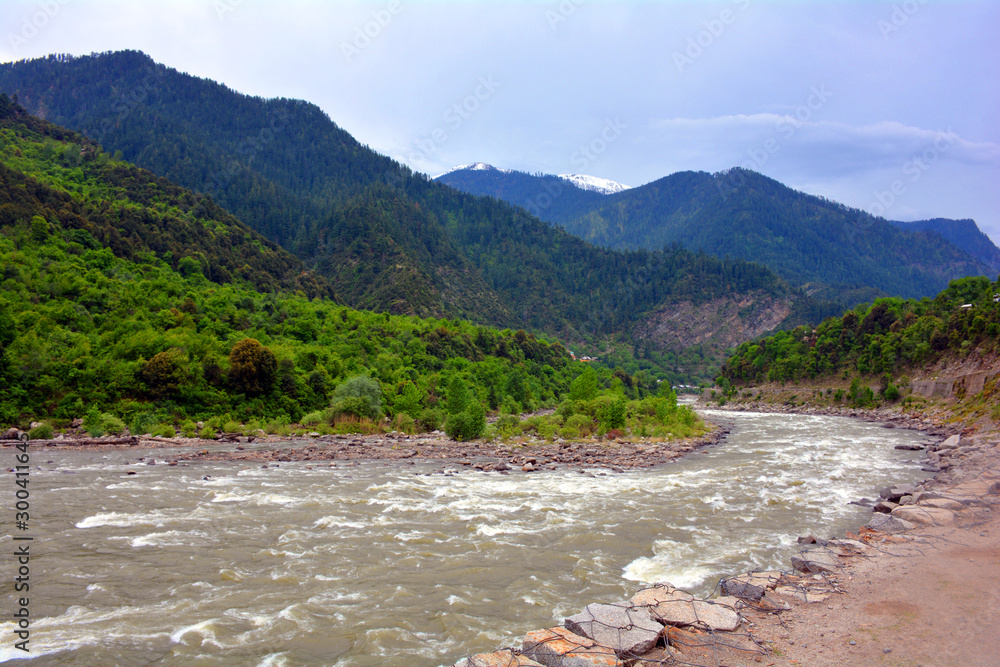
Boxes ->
[446,408,1000,667]
[8,426,727,474]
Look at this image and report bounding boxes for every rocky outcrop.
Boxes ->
[563,602,662,656]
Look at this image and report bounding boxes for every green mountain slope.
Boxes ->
[0,97,597,427]
[437,164,991,301]
[890,218,1000,272]
[0,51,829,375]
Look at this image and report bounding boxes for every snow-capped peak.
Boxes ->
[557,173,631,195]
[444,162,512,174]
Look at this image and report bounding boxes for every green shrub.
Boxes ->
[181,420,198,438]
[300,410,326,427]
[199,425,217,439]
[101,413,127,435]
[331,375,383,419]
[222,420,242,434]
[598,396,627,430]
[151,423,176,438]
[28,422,54,440]
[883,384,901,401]
[392,412,416,434]
[565,413,594,438]
[494,414,521,437]
[82,405,103,437]
[445,401,486,441]
[129,412,156,436]
[418,408,444,432]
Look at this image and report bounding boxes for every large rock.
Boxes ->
[631,586,741,632]
[521,627,619,667]
[790,548,840,574]
[937,435,961,450]
[454,652,545,667]
[866,513,916,533]
[720,571,781,601]
[917,497,965,511]
[563,602,661,657]
[891,505,955,526]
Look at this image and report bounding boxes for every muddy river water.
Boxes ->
[1,410,931,665]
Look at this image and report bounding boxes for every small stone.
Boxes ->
[849,640,857,645]
[884,648,893,654]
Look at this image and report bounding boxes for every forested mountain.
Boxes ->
[719,275,1000,406]
[0,94,592,428]
[0,51,830,380]
[437,164,992,301]
[889,218,1000,272]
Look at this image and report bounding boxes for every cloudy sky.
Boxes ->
[3,0,999,244]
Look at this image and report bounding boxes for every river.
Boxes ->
[0,410,931,665]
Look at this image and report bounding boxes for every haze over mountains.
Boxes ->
[438,164,999,302]
[0,50,847,382]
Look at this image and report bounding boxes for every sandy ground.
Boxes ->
[731,493,1000,667]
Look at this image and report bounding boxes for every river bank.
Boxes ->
[7,426,728,473]
[446,398,1000,667]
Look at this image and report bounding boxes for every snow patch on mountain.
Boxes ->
[444,162,512,175]
[558,174,631,195]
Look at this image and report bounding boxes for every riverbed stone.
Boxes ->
[521,627,619,667]
[891,505,955,526]
[873,499,899,513]
[790,548,840,574]
[937,435,961,450]
[866,513,916,533]
[631,585,741,632]
[720,571,782,600]
[564,602,662,656]
[453,651,545,667]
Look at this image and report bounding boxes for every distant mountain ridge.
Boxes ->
[0,51,834,383]
[437,164,994,301]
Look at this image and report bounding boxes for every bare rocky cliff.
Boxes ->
[634,290,793,352]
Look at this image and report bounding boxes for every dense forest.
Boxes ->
[0,51,827,375]
[439,165,994,303]
[718,275,1000,400]
[0,93,705,441]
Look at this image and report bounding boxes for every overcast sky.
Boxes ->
[3,0,999,245]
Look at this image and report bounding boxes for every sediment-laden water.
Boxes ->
[1,411,930,666]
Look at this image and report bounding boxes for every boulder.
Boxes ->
[453,652,544,667]
[866,513,915,533]
[720,571,781,601]
[917,497,964,511]
[790,549,840,574]
[873,500,898,514]
[564,602,662,657]
[937,435,961,450]
[521,627,619,667]
[891,505,955,526]
[894,443,925,451]
[631,586,741,632]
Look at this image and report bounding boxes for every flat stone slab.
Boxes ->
[790,548,840,574]
[892,505,955,526]
[564,602,661,657]
[631,585,741,632]
[521,627,619,667]
[918,497,965,511]
[454,651,545,667]
[773,585,830,604]
[867,513,916,533]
